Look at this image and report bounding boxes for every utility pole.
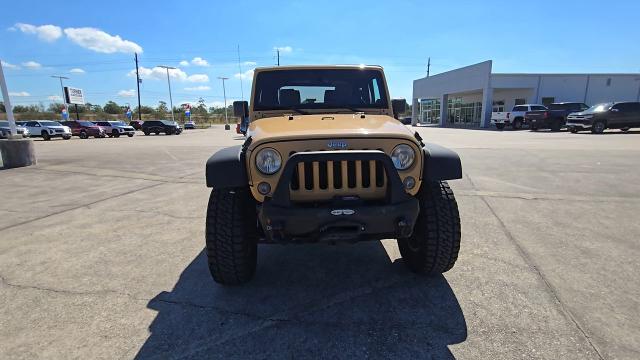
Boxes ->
[135,53,142,120]
[218,76,230,130]
[277,49,280,66]
[427,57,431,77]
[50,75,69,112]
[158,65,176,122]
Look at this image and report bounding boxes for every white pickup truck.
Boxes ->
[491,104,547,130]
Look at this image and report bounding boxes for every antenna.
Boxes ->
[237,45,244,101]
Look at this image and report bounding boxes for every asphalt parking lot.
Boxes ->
[1,126,639,359]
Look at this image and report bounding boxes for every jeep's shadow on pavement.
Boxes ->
[135,242,467,359]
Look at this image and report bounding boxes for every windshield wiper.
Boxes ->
[287,108,310,115]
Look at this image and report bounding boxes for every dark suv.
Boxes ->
[525,102,589,131]
[141,120,182,135]
[566,102,640,134]
[61,121,106,139]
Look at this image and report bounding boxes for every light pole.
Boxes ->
[158,65,176,122]
[218,76,230,130]
[50,75,69,113]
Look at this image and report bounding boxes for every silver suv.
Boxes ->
[94,121,136,138]
[17,120,71,140]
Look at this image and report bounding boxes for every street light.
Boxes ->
[158,65,176,122]
[218,76,230,130]
[50,75,69,113]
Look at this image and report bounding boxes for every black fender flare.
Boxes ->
[205,145,247,188]
[422,142,462,181]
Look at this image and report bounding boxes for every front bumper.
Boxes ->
[257,150,419,243]
[566,120,592,129]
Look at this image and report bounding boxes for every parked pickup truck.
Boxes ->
[491,104,547,130]
[525,102,589,131]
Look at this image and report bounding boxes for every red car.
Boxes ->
[62,121,106,139]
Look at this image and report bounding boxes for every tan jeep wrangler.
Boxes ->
[205,65,462,285]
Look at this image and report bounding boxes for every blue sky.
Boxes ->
[1,0,639,110]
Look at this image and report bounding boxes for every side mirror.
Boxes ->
[392,99,406,119]
[233,101,249,118]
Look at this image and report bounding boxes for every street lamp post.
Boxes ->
[218,76,230,130]
[50,75,69,113]
[158,65,176,122]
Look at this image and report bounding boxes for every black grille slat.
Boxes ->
[319,161,328,189]
[347,161,356,188]
[362,161,371,188]
[333,161,343,189]
[303,162,313,190]
[375,160,385,187]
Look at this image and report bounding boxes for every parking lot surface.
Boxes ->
[1,127,639,359]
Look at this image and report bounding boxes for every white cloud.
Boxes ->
[179,60,189,67]
[184,85,211,91]
[243,61,257,66]
[1,61,20,69]
[117,89,136,97]
[48,95,62,101]
[190,57,209,67]
[64,27,142,54]
[22,61,41,69]
[9,91,30,97]
[14,23,62,42]
[234,69,254,80]
[187,74,209,83]
[274,46,293,53]
[69,68,85,73]
[129,67,208,83]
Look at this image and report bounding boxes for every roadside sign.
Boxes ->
[64,87,85,105]
[61,108,68,120]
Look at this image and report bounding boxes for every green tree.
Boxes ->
[154,101,168,119]
[103,101,121,114]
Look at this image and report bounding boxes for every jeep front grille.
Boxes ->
[289,160,386,201]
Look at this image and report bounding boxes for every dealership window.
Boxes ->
[514,98,526,105]
[541,97,555,106]
[492,100,505,112]
[419,99,440,124]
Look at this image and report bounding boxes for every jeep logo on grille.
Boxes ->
[327,140,348,149]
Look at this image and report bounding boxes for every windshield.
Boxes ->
[41,121,62,126]
[161,120,177,125]
[79,121,95,127]
[253,69,388,112]
[584,103,612,113]
[110,121,126,126]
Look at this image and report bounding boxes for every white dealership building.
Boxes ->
[411,60,640,128]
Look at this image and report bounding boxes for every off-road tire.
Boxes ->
[398,180,461,275]
[591,120,606,134]
[205,187,259,285]
[512,118,523,130]
[495,123,505,130]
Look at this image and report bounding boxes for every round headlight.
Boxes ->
[255,148,282,175]
[391,144,415,170]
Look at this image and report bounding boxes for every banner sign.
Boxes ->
[64,87,85,105]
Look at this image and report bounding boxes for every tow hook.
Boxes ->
[397,218,413,238]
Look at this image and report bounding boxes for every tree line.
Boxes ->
[0,97,234,123]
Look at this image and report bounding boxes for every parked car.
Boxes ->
[141,120,182,135]
[129,120,144,130]
[184,120,196,129]
[524,102,589,131]
[17,120,71,140]
[566,102,640,134]
[61,120,106,139]
[0,121,30,138]
[94,121,135,137]
[491,104,547,130]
